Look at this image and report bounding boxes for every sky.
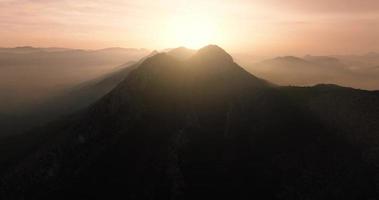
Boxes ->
[1,0,379,55]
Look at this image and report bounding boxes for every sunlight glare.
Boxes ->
[168,14,219,49]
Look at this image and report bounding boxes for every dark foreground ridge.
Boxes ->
[1,45,379,199]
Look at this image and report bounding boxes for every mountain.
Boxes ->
[247,56,340,85]
[246,55,379,90]
[0,46,149,67]
[1,45,378,199]
[0,47,150,114]
[166,47,196,60]
[0,49,160,138]
[0,46,72,54]
[334,52,379,70]
[303,55,346,67]
[33,50,160,118]
[46,47,195,118]
[0,47,152,137]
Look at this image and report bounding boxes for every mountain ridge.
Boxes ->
[1,45,378,199]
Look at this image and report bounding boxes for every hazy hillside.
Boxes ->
[29,50,161,119]
[335,52,379,70]
[0,47,150,114]
[1,46,378,199]
[244,55,379,90]
[0,48,193,137]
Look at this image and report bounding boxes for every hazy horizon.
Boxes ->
[2,45,379,58]
[1,0,379,55]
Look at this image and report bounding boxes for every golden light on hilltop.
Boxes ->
[167,13,220,49]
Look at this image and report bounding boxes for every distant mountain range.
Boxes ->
[246,54,379,90]
[0,46,150,111]
[0,46,149,66]
[0,46,72,54]
[1,45,378,199]
[0,47,152,137]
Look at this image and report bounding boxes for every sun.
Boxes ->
[167,14,218,49]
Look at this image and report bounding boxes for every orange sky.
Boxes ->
[1,0,379,55]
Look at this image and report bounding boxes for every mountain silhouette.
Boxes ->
[166,47,195,60]
[1,45,378,200]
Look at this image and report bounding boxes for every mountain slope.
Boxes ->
[0,47,150,115]
[0,49,159,137]
[1,45,378,200]
[34,50,159,118]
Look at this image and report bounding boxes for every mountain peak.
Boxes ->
[167,47,195,60]
[194,45,234,63]
[148,50,159,56]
